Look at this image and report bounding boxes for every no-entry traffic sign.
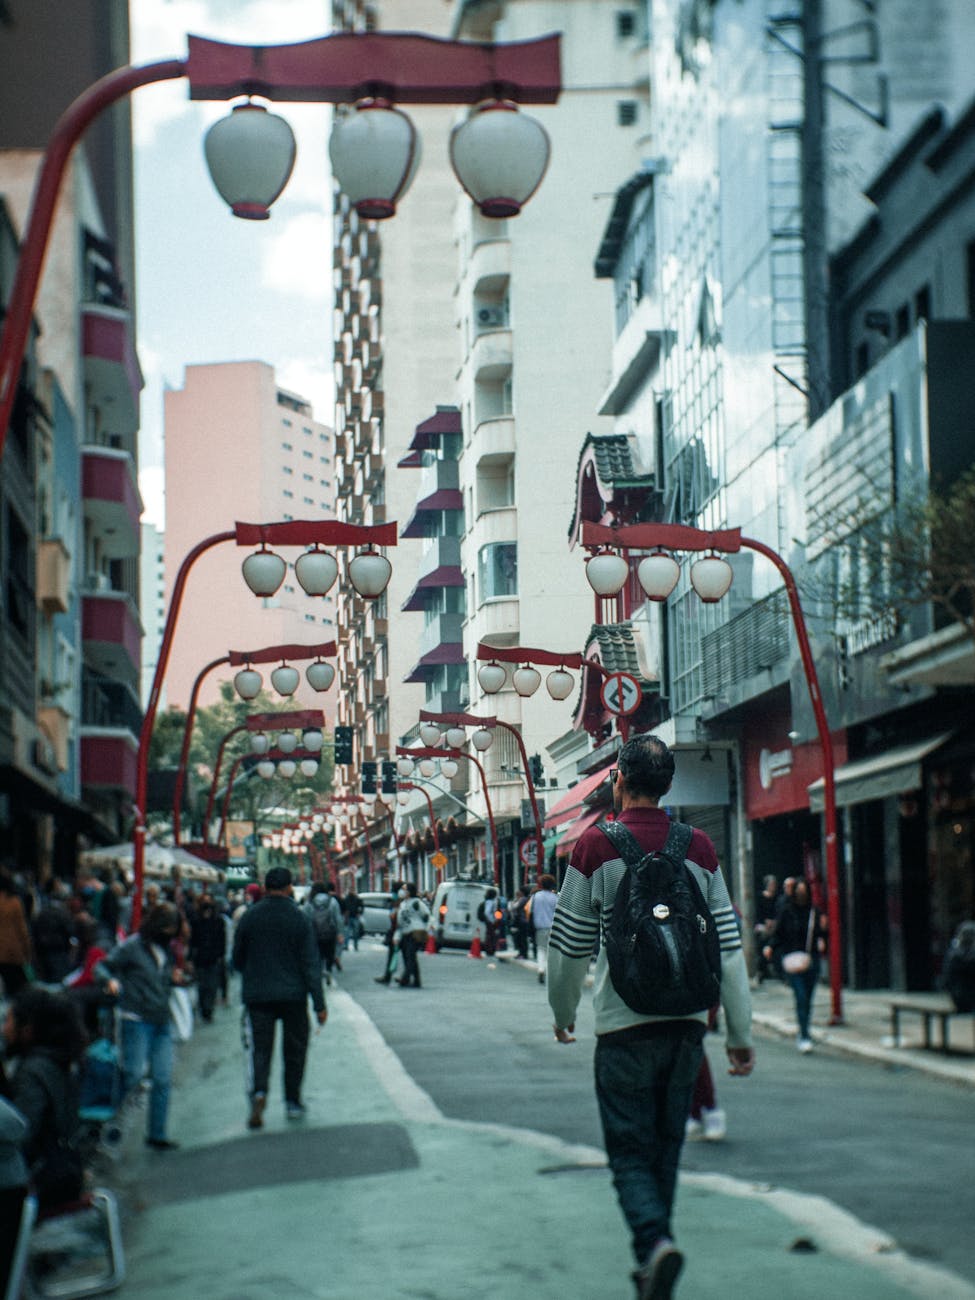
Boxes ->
[600,671,642,716]
[519,839,540,868]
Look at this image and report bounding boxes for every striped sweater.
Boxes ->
[548,806,753,1046]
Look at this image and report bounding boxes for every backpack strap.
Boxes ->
[598,818,693,870]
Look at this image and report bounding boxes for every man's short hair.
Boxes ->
[617,733,675,799]
[264,866,292,891]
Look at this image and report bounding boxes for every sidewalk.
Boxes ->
[101,977,975,1299]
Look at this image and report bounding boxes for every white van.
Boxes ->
[431,877,496,950]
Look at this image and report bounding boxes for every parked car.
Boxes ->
[430,878,495,950]
[358,891,397,936]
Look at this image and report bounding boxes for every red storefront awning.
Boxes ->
[544,762,615,829]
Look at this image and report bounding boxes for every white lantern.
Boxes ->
[300,759,319,777]
[306,661,335,692]
[348,548,392,598]
[546,668,575,701]
[328,99,420,220]
[638,552,681,602]
[257,759,275,779]
[449,101,550,219]
[261,836,272,848]
[396,756,415,777]
[690,555,734,603]
[295,548,339,597]
[242,548,286,597]
[418,758,436,778]
[445,727,467,749]
[277,732,298,754]
[440,759,458,779]
[362,791,377,806]
[251,731,269,755]
[477,661,507,694]
[203,102,297,221]
[471,728,494,752]
[303,729,324,753]
[271,664,300,696]
[419,723,442,747]
[278,759,297,779]
[585,551,628,597]
[396,790,410,806]
[234,667,262,701]
[512,666,541,697]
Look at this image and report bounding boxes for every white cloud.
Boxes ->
[275,357,336,428]
[261,210,332,300]
[139,465,167,530]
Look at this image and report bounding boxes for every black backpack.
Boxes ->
[313,904,339,950]
[600,819,722,1017]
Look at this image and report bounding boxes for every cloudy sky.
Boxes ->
[131,1,336,528]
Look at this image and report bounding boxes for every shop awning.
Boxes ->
[544,762,615,829]
[400,489,465,538]
[401,566,466,612]
[555,806,606,855]
[807,732,952,813]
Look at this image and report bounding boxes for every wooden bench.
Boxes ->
[889,995,975,1054]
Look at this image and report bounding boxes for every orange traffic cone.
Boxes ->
[425,933,437,955]
[468,934,482,959]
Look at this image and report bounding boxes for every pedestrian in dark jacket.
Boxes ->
[96,903,185,1150]
[232,867,326,1130]
[2,986,87,1211]
[189,895,226,1022]
[944,921,975,1012]
[31,881,76,984]
[765,878,826,1053]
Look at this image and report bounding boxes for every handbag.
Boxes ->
[169,985,194,1042]
[781,908,816,975]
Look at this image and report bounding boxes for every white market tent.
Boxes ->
[78,842,223,884]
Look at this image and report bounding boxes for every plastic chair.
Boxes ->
[24,1189,125,1299]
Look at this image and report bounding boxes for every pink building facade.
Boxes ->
[163,361,335,723]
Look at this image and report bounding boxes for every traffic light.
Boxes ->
[361,761,377,794]
[529,753,544,785]
[334,726,353,765]
[381,761,397,795]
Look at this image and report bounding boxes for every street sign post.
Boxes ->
[430,850,448,871]
[600,671,642,716]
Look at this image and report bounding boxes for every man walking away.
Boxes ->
[547,734,754,1300]
[396,882,430,988]
[233,867,327,1129]
[529,875,558,984]
[189,894,226,1022]
[311,887,343,985]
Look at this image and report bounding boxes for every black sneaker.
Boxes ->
[633,1239,683,1300]
[145,1138,180,1151]
[286,1101,307,1120]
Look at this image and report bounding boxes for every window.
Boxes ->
[616,10,636,38]
[478,542,517,601]
[915,284,931,322]
[617,101,638,127]
[283,465,293,475]
[282,441,293,451]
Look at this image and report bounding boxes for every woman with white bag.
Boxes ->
[764,878,826,1054]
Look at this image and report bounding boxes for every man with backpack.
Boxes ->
[547,734,754,1300]
[310,884,343,986]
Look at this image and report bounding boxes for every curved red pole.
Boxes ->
[173,655,230,844]
[0,59,187,455]
[493,719,544,878]
[204,724,248,841]
[459,751,499,886]
[132,530,235,932]
[742,534,842,1025]
[216,754,247,849]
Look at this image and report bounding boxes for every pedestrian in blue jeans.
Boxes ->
[765,878,826,1053]
[96,903,185,1150]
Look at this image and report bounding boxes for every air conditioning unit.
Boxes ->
[476,306,506,329]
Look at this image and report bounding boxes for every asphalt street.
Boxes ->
[348,937,975,1286]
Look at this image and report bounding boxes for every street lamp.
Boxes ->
[581,519,844,1024]
[131,518,391,931]
[419,709,544,879]
[0,30,561,459]
[399,745,499,885]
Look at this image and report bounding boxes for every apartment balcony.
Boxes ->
[402,535,465,612]
[598,295,673,416]
[81,303,142,436]
[80,730,138,795]
[82,445,141,558]
[36,539,71,614]
[471,416,515,467]
[82,588,142,687]
[470,238,510,296]
[419,611,464,661]
[473,596,519,642]
[471,327,512,381]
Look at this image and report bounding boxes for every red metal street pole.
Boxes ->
[398,745,499,885]
[397,781,441,884]
[419,709,544,879]
[581,520,843,1024]
[132,520,393,932]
